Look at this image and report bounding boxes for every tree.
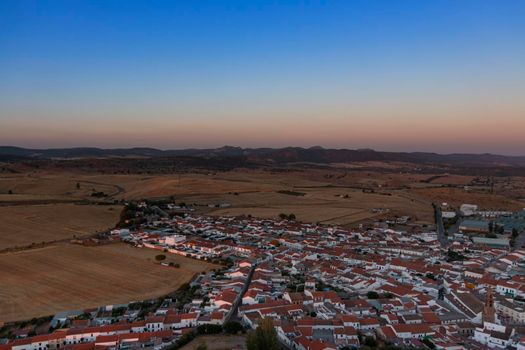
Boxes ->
[195,344,208,350]
[246,318,279,350]
[288,213,296,220]
[174,332,196,348]
[367,291,379,299]
[425,273,436,281]
[76,182,80,190]
[155,254,166,262]
[224,321,244,334]
[422,338,436,349]
[447,249,466,262]
[8,190,12,195]
[278,213,288,220]
[197,324,222,335]
[363,336,377,347]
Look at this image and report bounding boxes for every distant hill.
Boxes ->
[1,145,525,167]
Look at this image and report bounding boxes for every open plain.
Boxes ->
[0,243,218,322]
[0,203,120,250]
[2,167,525,228]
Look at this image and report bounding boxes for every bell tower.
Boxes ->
[483,287,496,324]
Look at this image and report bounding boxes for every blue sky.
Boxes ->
[1,0,525,154]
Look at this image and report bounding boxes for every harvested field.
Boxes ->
[208,187,433,225]
[0,243,218,322]
[0,169,437,227]
[412,187,524,211]
[9,168,512,227]
[0,204,121,250]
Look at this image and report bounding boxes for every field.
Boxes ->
[0,243,218,322]
[0,204,121,250]
[179,335,247,350]
[411,187,525,211]
[3,168,524,227]
[0,169,439,226]
[208,187,433,225]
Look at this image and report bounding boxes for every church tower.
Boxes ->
[483,287,496,324]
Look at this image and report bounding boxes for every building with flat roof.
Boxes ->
[460,220,489,234]
[472,236,509,249]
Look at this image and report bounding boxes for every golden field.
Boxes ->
[0,243,218,322]
[0,203,120,250]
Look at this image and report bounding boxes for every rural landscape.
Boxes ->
[2,1,525,349]
[1,147,525,327]
[0,148,525,350]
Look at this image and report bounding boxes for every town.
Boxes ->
[1,200,525,350]
[3,0,525,349]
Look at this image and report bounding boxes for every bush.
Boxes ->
[278,213,296,221]
[111,307,127,317]
[166,331,196,349]
[197,324,223,335]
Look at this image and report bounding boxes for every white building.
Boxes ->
[460,204,478,217]
[165,234,186,245]
[474,322,513,349]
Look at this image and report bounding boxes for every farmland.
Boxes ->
[2,167,524,228]
[0,203,120,250]
[0,243,218,322]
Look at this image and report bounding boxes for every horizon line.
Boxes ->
[2,144,525,158]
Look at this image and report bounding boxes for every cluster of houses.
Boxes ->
[3,209,525,350]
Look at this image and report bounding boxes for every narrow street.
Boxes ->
[226,263,257,323]
[434,205,448,248]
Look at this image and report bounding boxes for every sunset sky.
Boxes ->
[1,1,525,154]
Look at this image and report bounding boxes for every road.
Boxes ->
[434,204,448,248]
[225,260,290,349]
[225,263,256,323]
[513,229,525,250]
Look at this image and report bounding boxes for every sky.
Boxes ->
[1,0,525,155]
